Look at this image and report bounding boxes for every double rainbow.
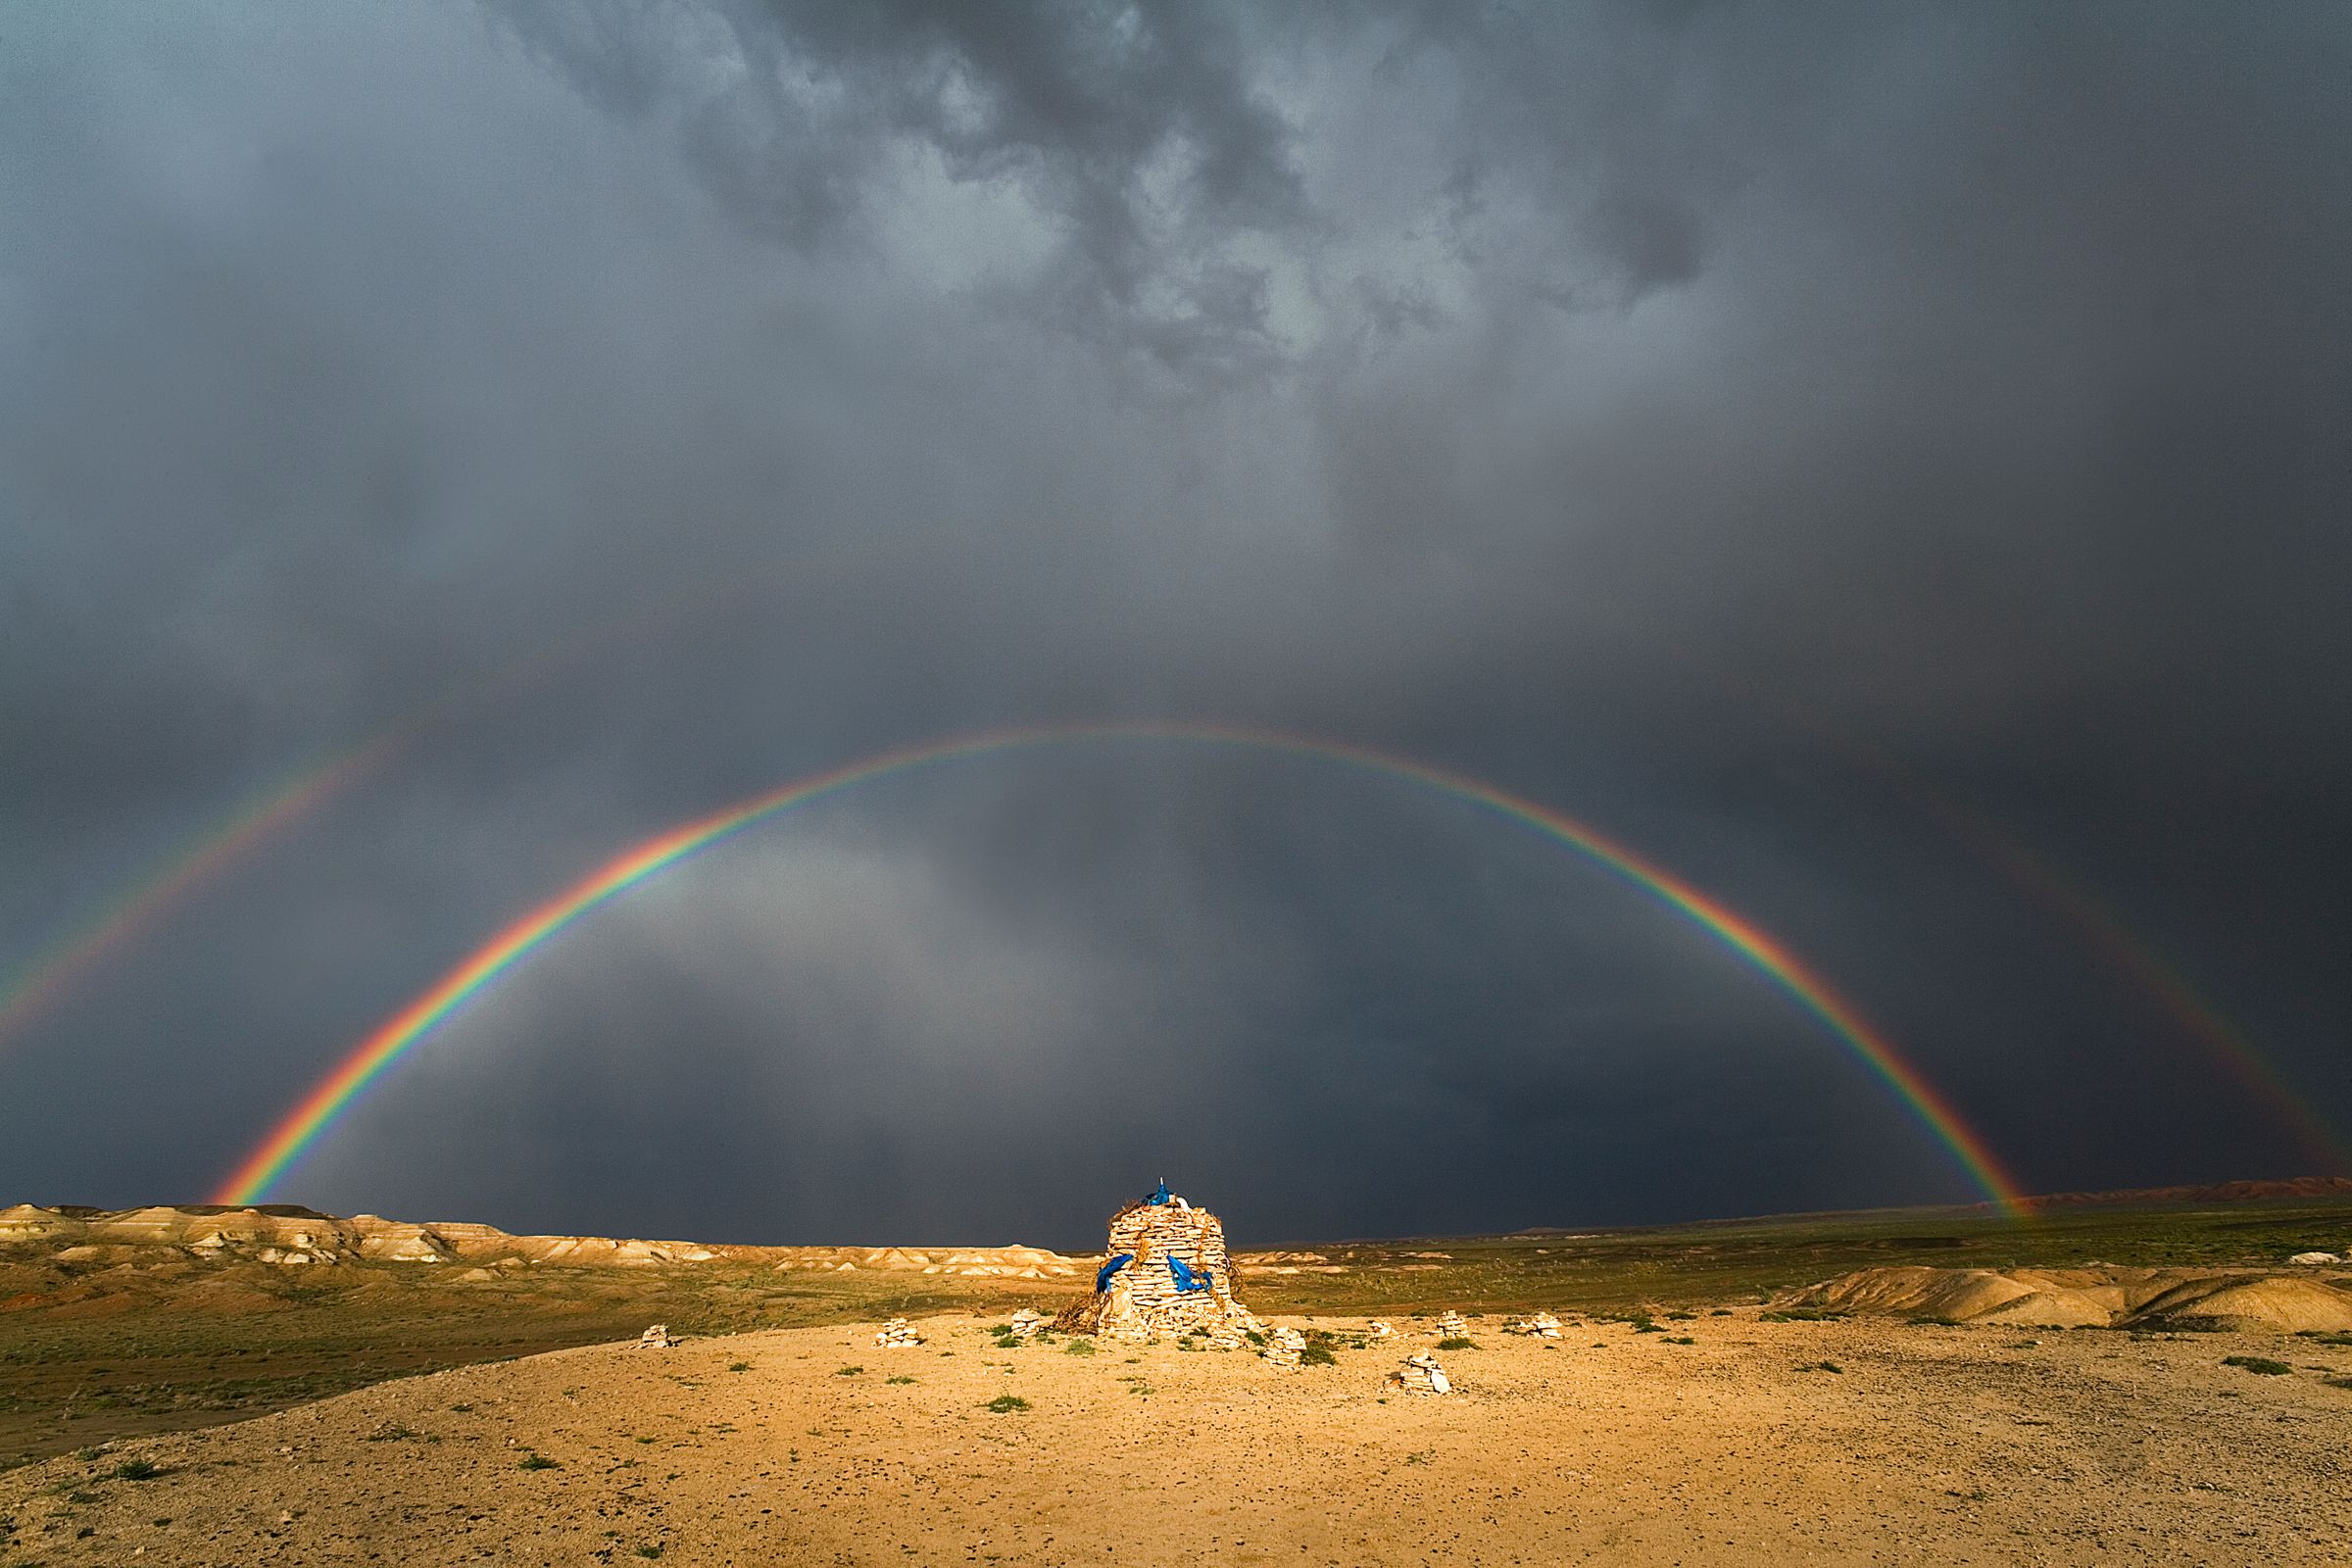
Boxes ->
[213,723,2032,1215]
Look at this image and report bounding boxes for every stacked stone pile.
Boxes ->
[1365,1320,1394,1340]
[1004,1309,1045,1340]
[1436,1310,1469,1337]
[1262,1325,1305,1369]
[1054,1182,1258,1342]
[1506,1311,1564,1338]
[873,1317,924,1348]
[1387,1353,1452,1394]
[636,1324,675,1348]
[1203,1321,1249,1350]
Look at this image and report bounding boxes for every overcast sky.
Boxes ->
[3,2,2345,1250]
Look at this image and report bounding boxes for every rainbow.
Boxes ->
[22,575,2333,1177]
[0,563,816,1060]
[0,735,411,1057]
[1803,721,2351,1175]
[1687,668,2350,1174]
[214,722,2033,1215]
[1940,818,2352,1175]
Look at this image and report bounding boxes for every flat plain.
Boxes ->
[4,1196,2349,1564]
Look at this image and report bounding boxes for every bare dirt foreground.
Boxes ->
[3,1310,2346,1567]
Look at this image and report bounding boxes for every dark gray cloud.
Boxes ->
[1,1,2345,1247]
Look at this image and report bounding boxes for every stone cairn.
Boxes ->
[1365,1320,1394,1341]
[1436,1310,1470,1338]
[1004,1309,1046,1341]
[1388,1352,1453,1395]
[1054,1181,1259,1343]
[636,1323,675,1348]
[1261,1325,1306,1369]
[873,1317,924,1348]
[1505,1311,1564,1339]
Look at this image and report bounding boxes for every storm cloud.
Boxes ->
[2,1,2345,1248]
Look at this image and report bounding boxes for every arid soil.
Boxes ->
[5,1309,2347,1567]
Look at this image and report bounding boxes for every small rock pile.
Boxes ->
[873,1317,924,1348]
[636,1324,675,1348]
[1506,1311,1564,1338]
[1004,1309,1046,1340]
[1261,1325,1305,1369]
[1204,1321,1250,1350]
[1365,1320,1394,1341]
[1436,1310,1469,1337]
[1387,1353,1452,1394]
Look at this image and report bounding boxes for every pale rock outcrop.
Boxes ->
[1788,1265,2352,1332]
[0,1202,1094,1279]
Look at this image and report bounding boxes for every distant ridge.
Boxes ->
[1496,1177,2352,1238]
[2021,1176,2352,1208]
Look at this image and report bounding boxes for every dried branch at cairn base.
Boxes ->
[1053,1186,1259,1343]
[1388,1352,1452,1394]
[873,1317,923,1348]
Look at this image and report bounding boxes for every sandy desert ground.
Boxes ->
[4,1306,2347,1567]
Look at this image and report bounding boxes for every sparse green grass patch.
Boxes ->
[984,1394,1029,1413]
[1062,1340,1095,1356]
[2223,1355,2291,1376]
[516,1451,560,1470]
[1437,1337,1475,1350]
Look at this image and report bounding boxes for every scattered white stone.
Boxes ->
[1388,1352,1452,1395]
[636,1324,676,1348]
[874,1316,925,1348]
[1364,1320,1394,1340]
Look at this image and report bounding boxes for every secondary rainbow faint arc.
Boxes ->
[215,723,2034,1216]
